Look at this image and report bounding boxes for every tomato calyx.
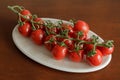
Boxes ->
[8,5,115,66]
[68,39,84,57]
[18,18,24,26]
[58,42,66,47]
[8,6,45,31]
[77,31,84,40]
[85,35,99,57]
[28,15,44,31]
[87,49,96,57]
[44,20,57,35]
[86,36,114,57]
[60,29,69,38]
[44,36,56,44]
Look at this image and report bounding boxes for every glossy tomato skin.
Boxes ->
[83,38,94,54]
[69,50,84,62]
[56,35,74,50]
[74,20,89,35]
[97,46,114,56]
[64,39,74,50]
[34,18,44,24]
[45,27,57,35]
[83,44,94,52]
[34,18,45,30]
[44,35,57,51]
[52,45,67,60]
[20,9,31,22]
[31,29,44,45]
[62,24,74,36]
[71,31,87,40]
[18,22,31,37]
[86,49,103,66]
[51,27,57,34]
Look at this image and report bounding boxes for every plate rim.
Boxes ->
[12,18,112,73]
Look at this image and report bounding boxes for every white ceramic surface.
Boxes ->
[12,18,112,73]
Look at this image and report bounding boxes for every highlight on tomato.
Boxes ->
[8,5,115,67]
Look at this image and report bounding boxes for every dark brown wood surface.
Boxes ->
[0,0,120,80]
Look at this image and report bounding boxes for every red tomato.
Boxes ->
[45,27,57,35]
[52,44,67,60]
[63,39,74,50]
[83,44,94,52]
[62,24,74,36]
[83,38,94,54]
[34,18,44,23]
[56,35,74,50]
[86,49,103,66]
[31,29,44,45]
[20,9,31,22]
[97,46,114,56]
[34,18,45,30]
[44,35,57,51]
[18,22,31,37]
[72,31,87,40]
[69,50,84,62]
[51,27,57,34]
[74,20,89,35]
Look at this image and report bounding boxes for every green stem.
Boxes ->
[31,19,36,30]
[18,14,24,26]
[77,31,83,40]
[8,6,19,14]
[59,42,66,47]
[91,35,99,43]
[45,27,50,35]
[97,40,114,48]
[93,43,97,52]
[11,5,23,11]
[8,6,30,21]
[44,37,55,44]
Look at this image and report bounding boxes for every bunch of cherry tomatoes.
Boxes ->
[8,5,114,66]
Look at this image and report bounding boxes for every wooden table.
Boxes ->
[0,0,120,80]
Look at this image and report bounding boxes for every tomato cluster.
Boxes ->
[8,5,114,66]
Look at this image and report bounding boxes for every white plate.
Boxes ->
[12,18,111,73]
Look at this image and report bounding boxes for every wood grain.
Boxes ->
[0,0,120,80]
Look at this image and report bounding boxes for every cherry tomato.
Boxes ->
[83,44,94,52]
[62,24,74,36]
[74,20,89,35]
[69,50,84,62]
[51,27,57,34]
[83,38,94,54]
[20,9,31,22]
[63,39,74,50]
[56,35,70,42]
[31,29,44,45]
[34,18,45,30]
[97,46,114,56]
[86,49,103,66]
[44,35,57,51]
[45,27,57,35]
[34,18,44,23]
[52,44,67,60]
[56,35,74,50]
[18,22,31,37]
[72,31,87,40]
